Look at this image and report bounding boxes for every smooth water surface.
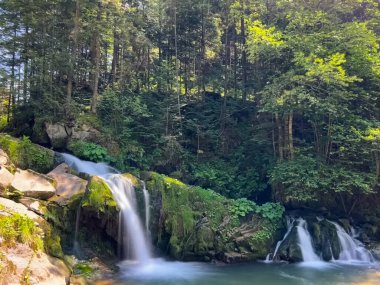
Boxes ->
[97,262,380,285]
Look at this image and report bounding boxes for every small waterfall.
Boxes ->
[141,181,150,234]
[329,221,374,263]
[73,203,82,255]
[105,175,151,263]
[267,217,295,262]
[296,218,321,262]
[61,153,151,264]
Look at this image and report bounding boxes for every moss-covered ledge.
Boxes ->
[0,134,55,173]
[143,172,284,263]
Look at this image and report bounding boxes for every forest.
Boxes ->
[0,0,380,284]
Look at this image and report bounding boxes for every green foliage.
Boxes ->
[255,203,284,222]
[270,155,375,203]
[229,198,256,218]
[68,140,110,163]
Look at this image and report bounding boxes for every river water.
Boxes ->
[95,261,379,285]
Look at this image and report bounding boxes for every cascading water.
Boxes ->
[329,221,374,263]
[61,153,207,281]
[61,153,151,263]
[266,217,295,262]
[296,218,321,262]
[141,181,150,234]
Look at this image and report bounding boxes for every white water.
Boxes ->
[105,175,151,263]
[141,180,150,234]
[296,218,321,262]
[329,221,374,263]
[266,217,295,262]
[61,153,151,263]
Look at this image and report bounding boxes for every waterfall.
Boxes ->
[141,181,150,234]
[267,217,295,262]
[296,218,321,262]
[61,153,151,264]
[329,221,374,263]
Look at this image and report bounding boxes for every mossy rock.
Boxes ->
[122,173,141,188]
[144,172,281,262]
[0,134,55,173]
[81,176,117,213]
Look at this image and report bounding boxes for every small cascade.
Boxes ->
[105,175,151,263]
[61,153,152,264]
[141,181,150,234]
[267,217,295,262]
[296,218,321,262]
[329,221,374,263]
[73,203,82,255]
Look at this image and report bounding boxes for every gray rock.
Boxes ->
[10,169,56,200]
[45,122,71,149]
[48,163,87,206]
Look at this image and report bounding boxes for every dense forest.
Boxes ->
[0,0,379,218]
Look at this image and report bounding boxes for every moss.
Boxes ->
[0,213,44,252]
[0,134,54,173]
[146,172,283,261]
[42,222,64,258]
[81,176,117,213]
[74,262,94,276]
[122,173,141,188]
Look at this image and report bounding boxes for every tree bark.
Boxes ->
[90,3,101,114]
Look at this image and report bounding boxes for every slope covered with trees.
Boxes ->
[0,0,379,223]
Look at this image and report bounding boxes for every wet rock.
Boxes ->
[275,226,303,262]
[48,163,87,206]
[10,169,56,200]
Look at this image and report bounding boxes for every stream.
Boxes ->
[97,261,380,285]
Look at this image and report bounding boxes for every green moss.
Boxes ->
[122,173,141,188]
[0,213,44,252]
[74,262,94,276]
[81,176,117,213]
[41,222,64,258]
[0,134,54,173]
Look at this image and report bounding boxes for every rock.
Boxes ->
[19,197,48,216]
[48,163,87,206]
[0,148,10,166]
[274,227,303,262]
[0,165,14,192]
[0,134,55,173]
[72,124,101,142]
[0,197,42,221]
[1,243,69,285]
[11,169,56,200]
[45,122,71,149]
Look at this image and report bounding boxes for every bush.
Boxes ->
[68,140,110,163]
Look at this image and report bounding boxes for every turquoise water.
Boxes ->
[101,260,380,285]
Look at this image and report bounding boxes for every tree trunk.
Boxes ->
[288,111,294,160]
[90,4,101,114]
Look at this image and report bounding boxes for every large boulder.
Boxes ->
[143,172,282,262]
[48,163,88,206]
[45,122,71,149]
[0,197,69,285]
[10,169,56,200]
[0,134,55,173]
[274,226,303,262]
[0,165,14,192]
